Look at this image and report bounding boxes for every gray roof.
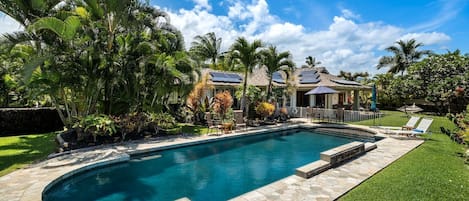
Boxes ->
[293,67,371,90]
[201,67,370,90]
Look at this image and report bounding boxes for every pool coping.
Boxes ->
[0,121,421,201]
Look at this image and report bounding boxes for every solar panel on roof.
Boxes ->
[299,78,321,84]
[210,72,242,83]
[272,72,286,84]
[225,73,242,79]
[210,72,228,78]
[331,79,361,85]
[299,70,317,76]
[299,70,321,84]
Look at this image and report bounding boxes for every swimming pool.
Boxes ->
[43,129,366,201]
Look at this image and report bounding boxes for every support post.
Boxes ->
[353,90,360,111]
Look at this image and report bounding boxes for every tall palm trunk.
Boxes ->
[241,68,248,116]
[267,76,273,100]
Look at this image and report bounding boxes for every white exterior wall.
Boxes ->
[332,94,339,105]
[309,95,315,107]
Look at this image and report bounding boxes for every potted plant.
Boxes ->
[279,107,289,122]
[255,102,275,124]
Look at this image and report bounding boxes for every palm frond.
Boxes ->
[1,31,33,49]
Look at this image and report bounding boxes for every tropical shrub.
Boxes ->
[0,1,196,127]
[448,112,469,144]
[446,105,469,163]
[408,51,469,114]
[74,114,117,142]
[212,90,233,122]
[256,102,275,119]
[113,112,148,141]
[186,75,212,123]
[147,112,177,130]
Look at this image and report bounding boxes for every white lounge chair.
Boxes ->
[378,116,420,133]
[391,118,433,137]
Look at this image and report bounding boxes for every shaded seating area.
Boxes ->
[205,112,222,135]
[205,110,249,135]
[308,108,345,123]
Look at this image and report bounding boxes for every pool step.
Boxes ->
[320,141,365,166]
[296,141,374,179]
[365,142,377,152]
[175,197,191,201]
[295,160,330,178]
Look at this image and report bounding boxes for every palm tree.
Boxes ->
[260,45,295,100]
[338,71,369,81]
[0,0,61,27]
[305,56,321,68]
[228,37,263,117]
[377,39,431,75]
[190,32,222,68]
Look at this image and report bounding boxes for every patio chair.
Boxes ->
[391,118,433,137]
[379,116,420,132]
[234,110,247,132]
[205,112,221,135]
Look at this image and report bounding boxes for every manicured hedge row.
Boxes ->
[0,107,63,136]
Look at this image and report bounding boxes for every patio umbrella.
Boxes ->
[305,86,338,95]
[371,84,377,111]
[398,103,423,113]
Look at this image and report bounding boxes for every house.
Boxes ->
[201,66,370,110]
[290,67,371,110]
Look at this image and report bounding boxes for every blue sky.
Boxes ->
[149,0,468,74]
[1,0,468,75]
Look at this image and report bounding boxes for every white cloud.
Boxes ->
[0,14,23,34]
[192,0,212,11]
[341,9,361,20]
[227,1,248,20]
[399,32,451,45]
[166,1,451,75]
[0,1,451,76]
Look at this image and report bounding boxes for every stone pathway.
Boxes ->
[0,122,423,201]
[231,137,423,201]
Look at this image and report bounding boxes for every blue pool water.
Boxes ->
[44,130,357,201]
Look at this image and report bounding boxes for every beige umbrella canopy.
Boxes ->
[398,103,423,113]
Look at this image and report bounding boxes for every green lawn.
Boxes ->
[0,132,56,176]
[0,124,208,177]
[171,123,210,135]
[340,111,469,200]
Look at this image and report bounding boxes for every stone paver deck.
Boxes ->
[231,137,423,201]
[0,121,423,201]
